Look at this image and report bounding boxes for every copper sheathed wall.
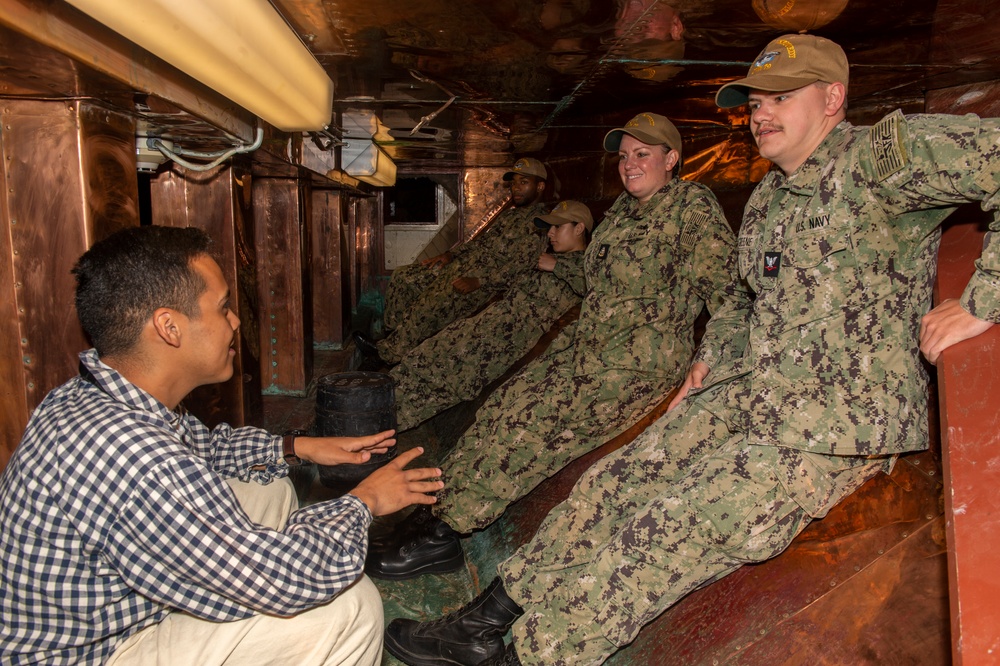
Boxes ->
[253,177,312,394]
[311,189,349,348]
[354,193,382,299]
[0,99,136,465]
[149,161,262,428]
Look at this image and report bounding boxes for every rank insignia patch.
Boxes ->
[762,251,781,277]
[597,244,610,259]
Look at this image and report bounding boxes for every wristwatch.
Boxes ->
[282,434,304,466]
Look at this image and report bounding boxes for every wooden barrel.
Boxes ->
[315,371,398,491]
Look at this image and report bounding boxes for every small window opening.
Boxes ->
[385,176,437,224]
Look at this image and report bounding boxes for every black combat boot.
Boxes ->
[385,577,524,666]
[352,330,384,361]
[365,507,464,579]
[369,504,437,548]
[475,643,522,666]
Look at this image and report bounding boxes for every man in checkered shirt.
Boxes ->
[0,226,444,665]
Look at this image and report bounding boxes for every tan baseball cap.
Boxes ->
[503,157,548,181]
[603,112,683,164]
[534,200,594,232]
[716,34,849,108]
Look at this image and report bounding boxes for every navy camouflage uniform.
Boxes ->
[392,250,586,432]
[378,202,549,363]
[435,178,744,533]
[497,112,1000,665]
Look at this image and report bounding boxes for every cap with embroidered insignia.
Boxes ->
[603,112,683,165]
[534,200,595,232]
[503,157,548,181]
[716,34,849,108]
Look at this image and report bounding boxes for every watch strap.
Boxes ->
[282,434,303,466]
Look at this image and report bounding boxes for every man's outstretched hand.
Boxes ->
[293,430,396,467]
[349,447,444,517]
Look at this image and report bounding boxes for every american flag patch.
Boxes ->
[871,111,908,182]
[680,211,711,250]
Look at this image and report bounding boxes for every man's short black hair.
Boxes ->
[72,226,213,357]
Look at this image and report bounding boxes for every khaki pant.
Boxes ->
[107,478,383,666]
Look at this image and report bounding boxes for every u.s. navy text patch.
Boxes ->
[795,214,829,233]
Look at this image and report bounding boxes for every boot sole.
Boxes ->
[384,631,485,666]
[366,549,466,580]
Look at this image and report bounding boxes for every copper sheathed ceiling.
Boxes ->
[3,0,1000,186]
[269,0,1000,185]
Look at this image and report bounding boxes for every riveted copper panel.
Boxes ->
[461,167,509,240]
[339,191,383,310]
[253,177,312,395]
[0,107,28,465]
[149,160,262,428]
[0,99,135,464]
[344,195,360,311]
[311,189,349,348]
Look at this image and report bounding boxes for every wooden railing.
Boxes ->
[935,213,1000,665]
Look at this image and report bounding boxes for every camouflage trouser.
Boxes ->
[383,262,441,331]
[498,377,892,666]
[377,267,494,364]
[435,342,671,533]
[392,285,579,432]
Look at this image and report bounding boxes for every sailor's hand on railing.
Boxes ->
[452,276,481,294]
[920,298,995,363]
[422,252,452,268]
[667,361,711,411]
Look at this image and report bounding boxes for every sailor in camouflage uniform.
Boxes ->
[380,35,1000,666]
[369,113,744,592]
[391,200,593,432]
[355,158,550,365]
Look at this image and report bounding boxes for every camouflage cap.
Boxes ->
[716,34,849,108]
[503,157,548,181]
[534,200,594,232]
[603,112,683,163]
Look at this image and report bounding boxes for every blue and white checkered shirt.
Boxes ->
[0,350,373,664]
